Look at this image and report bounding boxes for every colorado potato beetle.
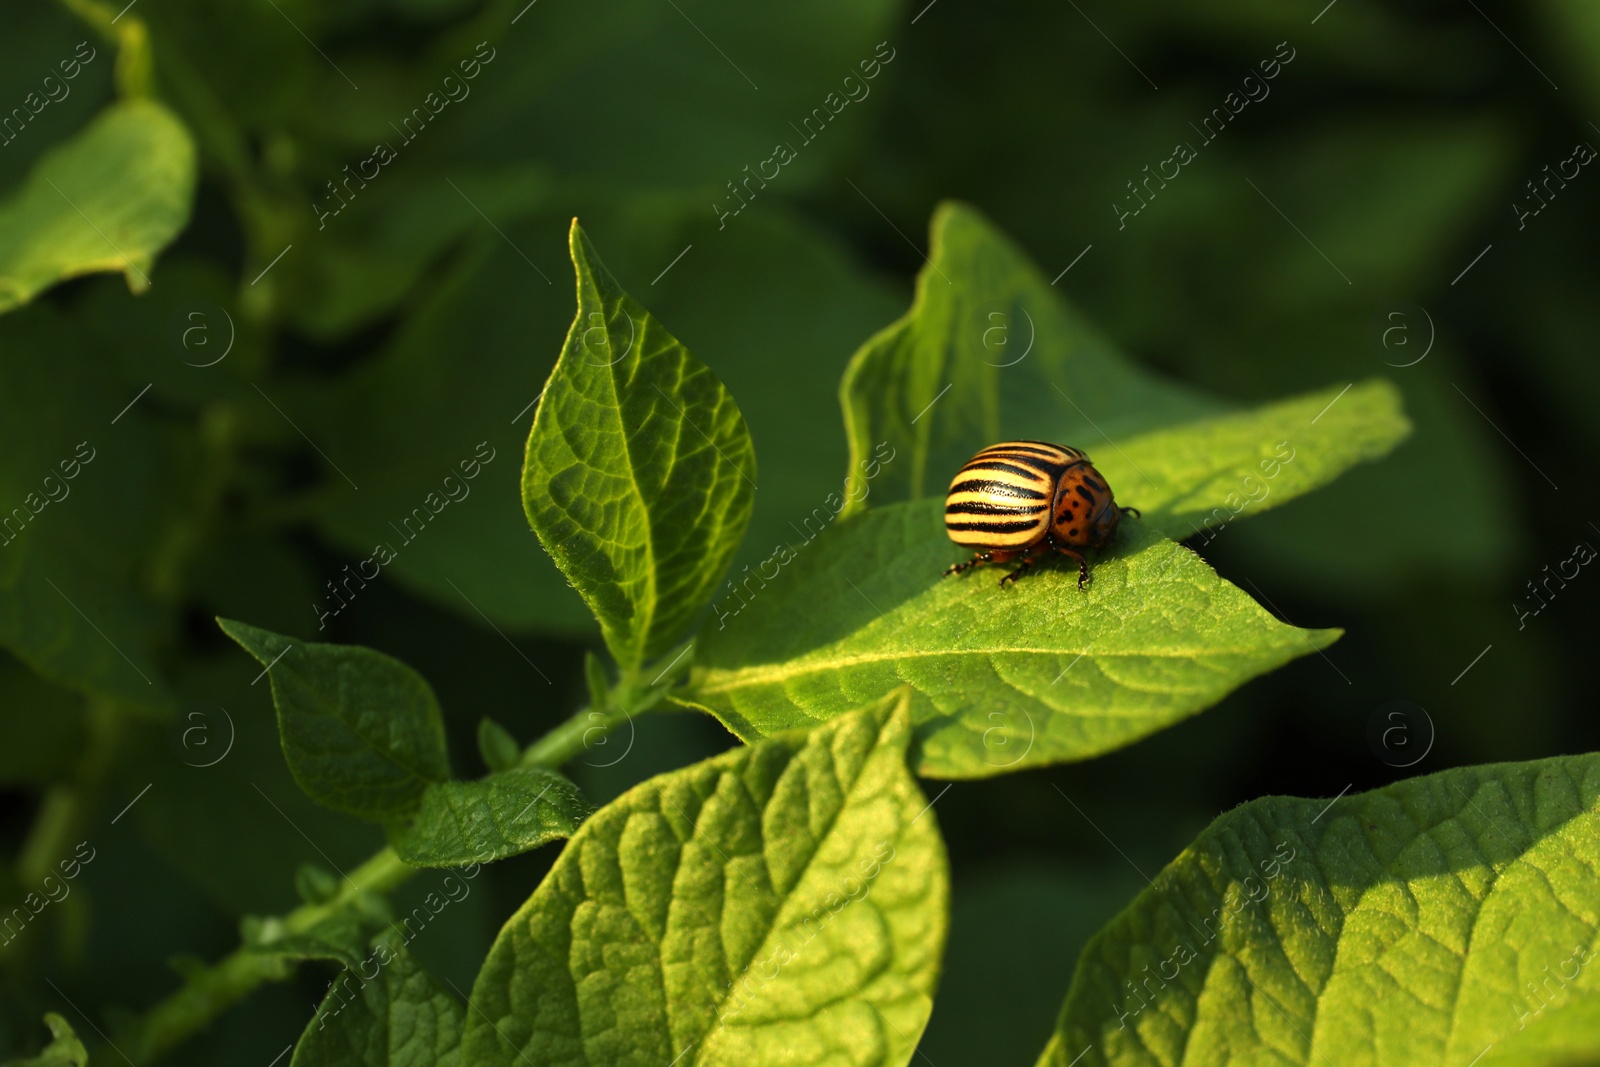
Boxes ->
[942,440,1139,588]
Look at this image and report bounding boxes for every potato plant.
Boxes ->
[1,0,1595,1065]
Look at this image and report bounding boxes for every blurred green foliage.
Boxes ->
[0,0,1595,1062]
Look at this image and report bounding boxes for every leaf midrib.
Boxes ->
[680,710,907,1064]
[695,637,1330,695]
[1063,761,1600,1067]
[585,264,658,670]
[272,646,443,790]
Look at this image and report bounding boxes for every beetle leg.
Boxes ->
[944,551,995,577]
[1055,547,1090,589]
[1120,506,1141,518]
[998,547,1049,587]
[999,558,1038,587]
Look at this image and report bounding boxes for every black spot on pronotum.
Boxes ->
[1075,485,1096,505]
[1069,528,1079,537]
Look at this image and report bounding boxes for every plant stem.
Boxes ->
[16,700,123,887]
[518,703,605,768]
[114,693,641,1061]
[280,849,413,937]
[123,848,414,1063]
[54,0,155,99]
[518,645,691,769]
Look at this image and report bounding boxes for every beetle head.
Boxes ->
[1086,496,1121,549]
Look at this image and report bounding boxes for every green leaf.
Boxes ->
[292,933,464,1067]
[2,1013,88,1067]
[280,165,551,340]
[0,653,85,785]
[1096,379,1411,541]
[1086,114,1514,593]
[126,653,387,917]
[0,100,195,314]
[839,201,1217,516]
[296,864,342,905]
[436,0,901,191]
[1480,993,1600,1067]
[523,221,756,669]
[387,767,590,868]
[243,893,394,972]
[681,502,1339,779]
[305,199,899,637]
[0,303,187,714]
[476,717,520,774]
[835,204,1412,538]
[218,619,450,821]
[1038,754,1600,1066]
[460,691,947,1067]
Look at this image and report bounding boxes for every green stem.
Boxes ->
[518,645,692,768]
[54,0,154,99]
[114,685,653,1062]
[518,703,608,768]
[280,849,413,937]
[123,848,414,1064]
[149,406,238,602]
[5,702,122,974]
[16,700,122,887]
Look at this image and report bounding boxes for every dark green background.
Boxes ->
[1,0,1595,1063]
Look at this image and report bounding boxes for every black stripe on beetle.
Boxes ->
[942,439,1136,590]
[945,519,1042,534]
[978,441,1063,454]
[959,459,1054,480]
[944,501,1048,517]
[947,478,1049,500]
[979,440,1082,460]
[977,448,1068,464]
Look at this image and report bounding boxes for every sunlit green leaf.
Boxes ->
[1078,118,1518,592]
[461,692,947,1067]
[1099,379,1410,540]
[1038,754,1600,1066]
[839,201,1217,516]
[681,502,1339,779]
[1479,993,1600,1067]
[0,100,194,313]
[523,220,755,669]
[307,199,897,638]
